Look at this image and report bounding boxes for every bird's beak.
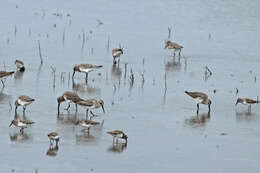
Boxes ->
[235,101,238,106]
[164,45,168,49]
[101,104,105,113]
[9,122,13,127]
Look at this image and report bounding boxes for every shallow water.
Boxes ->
[1,0,260,172]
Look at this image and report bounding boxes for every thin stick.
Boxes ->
[38,40,43,64]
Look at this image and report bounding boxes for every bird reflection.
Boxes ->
[107,143,127,154]
[185,111,211,127]
[46,145,59,157]
[72,80,101,95]
[235,111,255,122]
[75,125,103,145]
[14,71,24,80]
[0,90,11,103]
[111,64,122,81]
[9,132,31,142]
[57,113,77,125]
[165,59,182,74]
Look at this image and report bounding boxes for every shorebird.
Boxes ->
[107,130,128,143]
[235,98,259,112]
[164,40,183,57]
[75,119,101,133]
[9,119,34,133]
[15,95,35,113]
[72,63,103,83]
[0,70,14,87]
[112,48,123,65]
[48,132,59,146]
[76,98,105,119]
[15,60,25,72]
[57,91,83,115]
[185,91,211,113]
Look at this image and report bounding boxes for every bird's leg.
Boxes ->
[85,73,88,83]
[197,104,200,111]
[86,109,89,119]
[90,111,98,118]
[75,103,78,112]
[0,80,5,88]
[20,127,24,133]
[173,50,176,57]
[23,106,26,113]
[118,59,120,65]
[179,49,181,56]
[113,137,115,144]
[116,138,118,144]
[65,102,71,111]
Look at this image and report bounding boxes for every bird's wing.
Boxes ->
[19,96,35,102]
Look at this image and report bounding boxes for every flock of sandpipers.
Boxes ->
[1,40,259,151]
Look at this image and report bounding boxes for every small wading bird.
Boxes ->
[76,98,105,119]
[75,119,102,133]
[0,70,14,87]
[48,132,59,146]
[107,130,128,143]
[185,91,211,113]
[9,119,34,133]
[164,40,183,57]
[15,60,25,72]
[112,48,123,65]
[72,63,103,83]
[57,91,83,115]
[15,95,35,113]
[235,98,260,112]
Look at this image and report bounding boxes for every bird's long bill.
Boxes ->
[9,122,13,127]
[235,101,238,106]
[101,104,105,113]
[164,45,168,49]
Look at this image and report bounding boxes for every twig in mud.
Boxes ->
[168,26,172,39]
[50,65,56,88]
[28,28,31,37]
[81,30,85,51]
[62,28,65,47]
[124,63,128,79]
[14,25,17,37]
[9,101,12,111]
[107,35,110,53]
[38,40,43,64]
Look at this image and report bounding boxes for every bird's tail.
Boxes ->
[95,65,103,68]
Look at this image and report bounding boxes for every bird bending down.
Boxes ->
[185,91,211,113]
[0,70,14,88]
[15,95,35,113]
[15,60,25,72]
[48,132,60,146]
[76,98,105,119]
[235,98,260,112]
[164,40,183,57]
[72,63,103,83]
[75,119,101,133]
[57,91,83,115]
[9,119,34,133]
[107,130,128,143]
[112,48,123,65]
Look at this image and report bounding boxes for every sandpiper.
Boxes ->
[185,91,211,113]
[15,60,25,72]
[76,98,105,119]
[112,48,123,65]
[48,132,59,146]
[75,119,101,133]
[72,63,103,83]
[164,40,183,57]
[57,91,83,114]
[9,119,34,133]
[107,130,128,143]
[235,98,259,112]
[15,95,35,113]
[0,70,14,87]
